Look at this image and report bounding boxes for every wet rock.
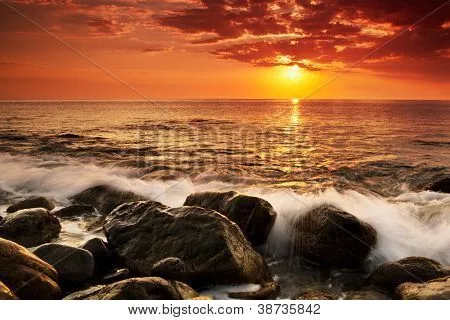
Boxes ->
[0,189,13,206]
[81,238,112,275]
[33,243,94,285]
[104,201,272,288]
[0,208,61,247]
[54,205,97,219]
[395,276,450,300]
[0,237,60,299]
[71,185,147,215]
[102,268,129,284]
[0,280,17,300]
[64,277,199,300]
[295,289,337,300]
[342,289,390,300]
[193,295,214,300]
[151,257,186,282]
[228,282,280,300]
[57,133,83,139]
[6,196,55,213]
[291,205,377,268]
[184,191,276,246]
[426,177,450,193]
[369,256,450,292]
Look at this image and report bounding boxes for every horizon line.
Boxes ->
[1,98,450,102]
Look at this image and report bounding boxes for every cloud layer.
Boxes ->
[1,0,449,77]
[158,0,450,74]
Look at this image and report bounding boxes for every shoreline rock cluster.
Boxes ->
[0,178,449,300]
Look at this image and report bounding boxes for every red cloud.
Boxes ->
[1,0,449,77]
[158,0,450,74]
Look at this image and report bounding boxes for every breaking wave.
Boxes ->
[0,153,449,270]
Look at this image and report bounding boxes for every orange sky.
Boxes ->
[1,0,449,100]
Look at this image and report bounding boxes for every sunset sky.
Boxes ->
[1,0,449,100]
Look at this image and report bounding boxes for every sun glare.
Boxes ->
[285,65,302,81]
[291,98,300,104]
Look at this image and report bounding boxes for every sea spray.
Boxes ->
[0,153,449,270]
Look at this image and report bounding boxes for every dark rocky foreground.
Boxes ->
[0,181,449,300]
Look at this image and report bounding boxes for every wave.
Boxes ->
[0,152,449,270]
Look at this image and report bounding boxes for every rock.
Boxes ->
[297,288,390,300]
[64,277,199,300]
[57,133,83,139]
[343,290,390,300]
[6,196,55,213]
[81,238,112,275]
[104,201,272,287]
[54,205,97,219]
[295,289,337,300]
[0,189,13,206]
[426,177,450,193]
[369,256,450,292]
[0,280,17,300]
[102,268,129,284]
[193,295,214,300]
[151,257,186,282]
[228,282,280,300]
[184,191,276,246]
[0,208,61,247]
[291,205,377,268]
[0,237,60,299]
[395,276,450,300]
[71,185,146,215]
[33,243,94,285]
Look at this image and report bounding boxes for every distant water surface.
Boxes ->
[0,100,449,282]
[0,99,449,195]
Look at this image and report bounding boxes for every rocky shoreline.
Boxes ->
[0,177,449,300]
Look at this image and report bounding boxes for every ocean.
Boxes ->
[0,99,449,296]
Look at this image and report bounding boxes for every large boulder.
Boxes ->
[396,276,450,300]
[0,237,60,299]
[425,177,450,193]
[71,185,147,215]
[184,191,277,246]
[104,201,272,287]
[54,205,97,219]
[64,277,198,300]
[6,196,55,213]
[81,238,113,275]
[369,256,450,291]
[33,243,94,285]
[291,205,377,268]
[151,257,186,282]
[0,280,17,300]
[0,208,61,247]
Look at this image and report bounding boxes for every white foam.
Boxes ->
[1,153,449,269]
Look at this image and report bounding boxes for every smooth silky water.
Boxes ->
[1,100,449,298]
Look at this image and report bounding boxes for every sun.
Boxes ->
[285,65,302,81]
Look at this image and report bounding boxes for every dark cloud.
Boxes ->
[1,0,449,77]
[141,46,169,53]
[158,0,450,74]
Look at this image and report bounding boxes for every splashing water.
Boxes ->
[0,153,449,270]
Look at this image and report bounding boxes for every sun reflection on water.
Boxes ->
[290,104,300,126]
